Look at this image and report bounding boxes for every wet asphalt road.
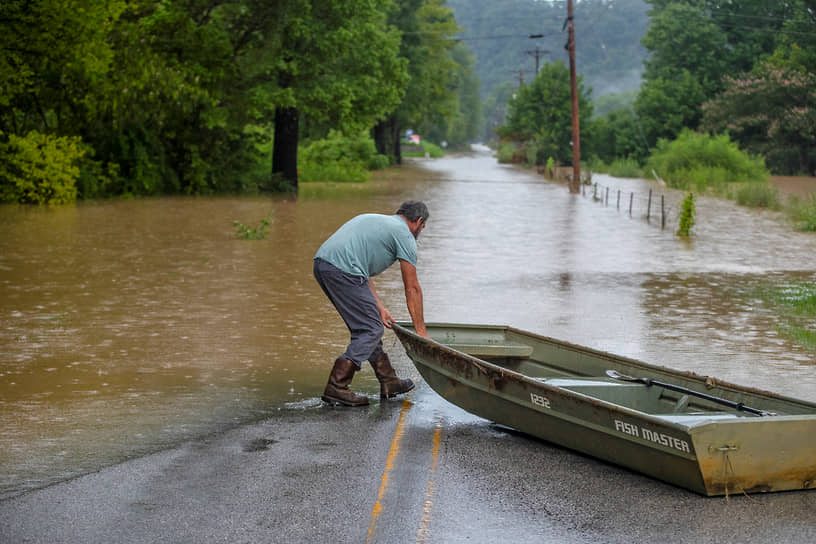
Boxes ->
[1,352,815,544]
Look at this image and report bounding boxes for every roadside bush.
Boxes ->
[646,130,768,193]
[420,141,445,159]
[496,142,516,164]
[676,192,696,237]
[787,195,816,232]
[299,131,387,183]
[299,158,370,183]
[586,155,608,173]
[735,182,781,209]
[0,131,85,204]
[404,140,445,159]
[608,157,642,178]
[524,140,539,168]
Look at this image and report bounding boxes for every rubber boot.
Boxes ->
[369,352,415,399]
[322,357,369,406]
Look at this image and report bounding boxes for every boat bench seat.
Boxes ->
[448,344,534,359]
[654,412,743,425]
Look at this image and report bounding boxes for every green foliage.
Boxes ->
[752,282,816,351]
[0,131,85,204]
[641,2,728,98]
[592,91,638,119]
[586,108,650,165]
[1,0,411,198]
[676,192,696,237]
[496,142,516,164]
[787,195,816,232]
[608,158,642,178]
[702,59,816,176]
[498,61,593,166]
[401,141,445,159]
[646,130,769,193]
[233,213,272,240]
[302,131,388,171]
[634,71,706,148]
[734,182,781,210]
[299,131,388,183]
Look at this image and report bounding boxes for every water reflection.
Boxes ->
[1,146,815,498]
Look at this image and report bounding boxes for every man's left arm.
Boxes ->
[399,259,429,338]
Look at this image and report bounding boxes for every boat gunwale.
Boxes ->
[392,322,816,423]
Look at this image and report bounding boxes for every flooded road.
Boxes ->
[1,145,815,499]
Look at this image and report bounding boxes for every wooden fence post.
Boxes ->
[661,195,666,229]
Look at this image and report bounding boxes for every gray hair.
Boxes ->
[396,200,429,223]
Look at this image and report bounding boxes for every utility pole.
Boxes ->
[511,69,531,87]
[566,0,581,194]
[524,45,549,74]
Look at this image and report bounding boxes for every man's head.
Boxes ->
[396,200,428,239]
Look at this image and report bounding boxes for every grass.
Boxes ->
[608,158,643,178]
[786,195,816,232]
[402,141,445,159]
[753,282,816,351]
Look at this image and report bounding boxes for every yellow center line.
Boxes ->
[416,421,442,544]
[366,398,412,544]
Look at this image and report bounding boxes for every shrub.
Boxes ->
[0,131,86,204]
[420,141,444,158]
[646,129,768,193]
[586,155,607,174]
[299,158,370,183]
[608,157,642,178]
[496,142,516,164]
[524,140,538,168]
[787,195,816,232]
[734,182,781,209]
[299,130,387,183]
[676,192,696,237]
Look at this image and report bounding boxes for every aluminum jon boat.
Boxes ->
[392,322,816,496]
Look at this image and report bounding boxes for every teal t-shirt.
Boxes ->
[315,214,418,278]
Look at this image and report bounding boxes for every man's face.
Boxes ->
[410,218,426,240]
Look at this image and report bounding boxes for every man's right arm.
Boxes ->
[399,259,429,338]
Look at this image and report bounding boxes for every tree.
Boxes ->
[498,61,592,165]
[641,2,727,97]
[0,0,126,135]
[634,70,706,148]
[372,0,461,163]
[587,107,649,164]
[420,41,481,149]
[702,61,816,175]
[270,0,407,190]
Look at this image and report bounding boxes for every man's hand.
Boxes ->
[380,306,394,328]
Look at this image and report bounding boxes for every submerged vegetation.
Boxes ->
[787,195,816,232]
[754,283,816,352]
[646,130,769,194]
[233,213,271,240]
[676,193,696,237]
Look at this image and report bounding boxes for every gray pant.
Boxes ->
[313,258,385,368]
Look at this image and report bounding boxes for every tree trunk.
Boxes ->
[800,145,811,176]
[272,106,299,192]
[391,118,402,165]
[373,120,389,156]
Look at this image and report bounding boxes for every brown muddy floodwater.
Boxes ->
[1,145,815,498]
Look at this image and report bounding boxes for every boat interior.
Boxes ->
[445,341,770,421]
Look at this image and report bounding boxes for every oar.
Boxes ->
[605,370,776,417]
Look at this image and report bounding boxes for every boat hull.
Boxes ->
[393,322,816,496]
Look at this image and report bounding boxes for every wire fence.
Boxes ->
[580,180,683,230]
